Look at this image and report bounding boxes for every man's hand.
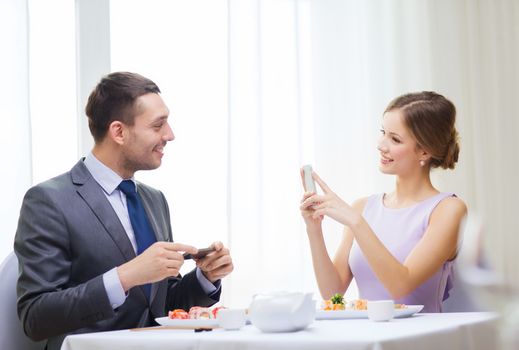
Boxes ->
[117,242,197,292]
[195,241,233,283]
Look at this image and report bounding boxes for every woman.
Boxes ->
[300,91,466,312]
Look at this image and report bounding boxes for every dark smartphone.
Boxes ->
[183,247,215,260]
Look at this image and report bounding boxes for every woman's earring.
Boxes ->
[420,160,425,167]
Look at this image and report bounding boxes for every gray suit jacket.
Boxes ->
[14,160,219,350]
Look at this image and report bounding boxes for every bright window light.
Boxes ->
[28,0,78,184]
[110,0,229,256]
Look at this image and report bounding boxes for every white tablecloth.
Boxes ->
[61,312,498,350]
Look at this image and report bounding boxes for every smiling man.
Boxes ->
[14,72,233,350]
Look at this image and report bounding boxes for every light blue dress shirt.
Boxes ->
[83,153,217,309]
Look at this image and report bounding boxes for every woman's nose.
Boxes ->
[377,138,387,152]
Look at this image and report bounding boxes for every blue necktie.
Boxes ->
[118,180,156,299]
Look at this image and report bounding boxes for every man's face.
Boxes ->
[121,93,174,173]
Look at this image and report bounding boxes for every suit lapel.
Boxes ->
[71,160,136,262]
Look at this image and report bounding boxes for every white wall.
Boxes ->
[0,0,31,262]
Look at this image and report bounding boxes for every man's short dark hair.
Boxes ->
[85,72,161,143]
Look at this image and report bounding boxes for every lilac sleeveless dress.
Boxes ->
[349,192,455,312]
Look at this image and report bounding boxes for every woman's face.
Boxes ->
[377,109,425,175]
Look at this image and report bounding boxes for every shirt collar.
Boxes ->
[84,152,134,195]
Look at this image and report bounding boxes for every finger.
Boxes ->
[162,250,185,264]
[194,245,227,265]
[205,258,233,274]
[196,249,228,268]
[312,201,327,211]
[195,254,216,268]
[166,242,198,254]
[210,241,224,251]
[199,255,232,272]
[300,199,315,211]
[207,268,232,280]
[209,263,234,279]
[312,171,332,194]
[300,194,323,210]
[165,258,183,270]
[301,194,317,208]
[167,258,182,268]
[145,243,183,260]
[300,168,307,191]
[300,191,314,203]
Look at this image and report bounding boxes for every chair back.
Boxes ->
[442,264,484,312]
[0,252,45,350]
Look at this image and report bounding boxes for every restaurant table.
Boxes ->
[61,312,498,350]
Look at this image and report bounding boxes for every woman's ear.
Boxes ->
[416,145,432,162]
[108,120,126,145]
[420,151,432,162]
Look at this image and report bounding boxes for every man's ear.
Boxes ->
[108,120,126,145]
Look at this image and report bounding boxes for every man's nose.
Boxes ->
[164,122,175,141]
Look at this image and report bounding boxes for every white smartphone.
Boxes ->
[302,164,316,193]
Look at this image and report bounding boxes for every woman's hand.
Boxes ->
[301,171,361,228]
[299,168,323,231]
[300,190,323,228]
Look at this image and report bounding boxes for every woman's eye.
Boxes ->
[392,137,400,143]
[379,129,385,135]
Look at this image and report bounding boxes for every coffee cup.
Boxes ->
[367,300,394,322]
[218,308,247,330]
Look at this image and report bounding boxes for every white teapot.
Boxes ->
[248,291,315,332]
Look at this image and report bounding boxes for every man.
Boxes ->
[14,72,233,350]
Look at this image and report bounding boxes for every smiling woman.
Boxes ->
[301,91,466,313]
[378,92,459,178]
